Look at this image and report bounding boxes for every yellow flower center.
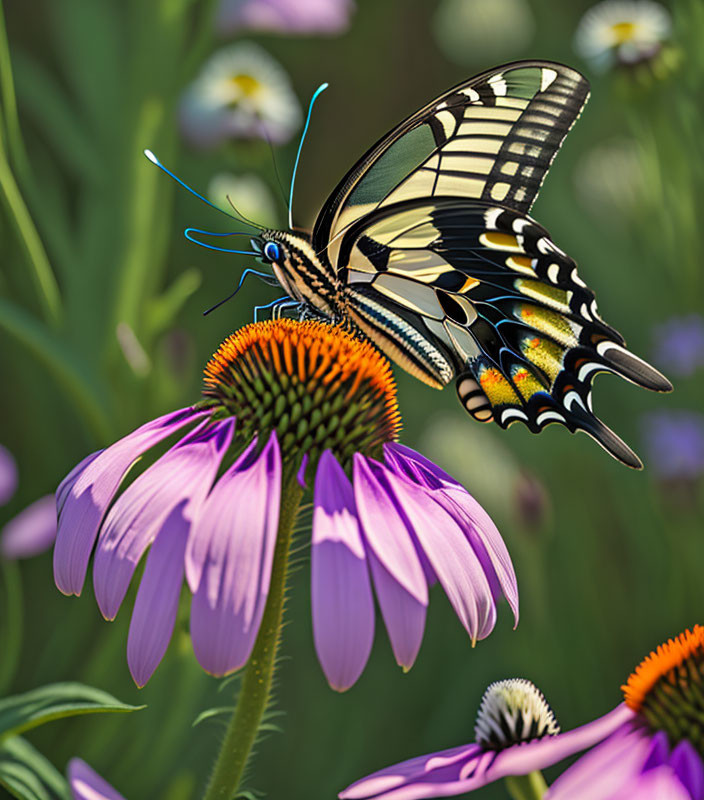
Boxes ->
[610,21,638,43]
[230,73,261,97]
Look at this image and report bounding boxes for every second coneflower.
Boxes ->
[54,320,518,692]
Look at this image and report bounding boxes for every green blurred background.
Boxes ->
[1,0,702,797]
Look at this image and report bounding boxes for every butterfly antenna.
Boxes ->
[185,227,258,255]
[224,195,265,231]
[288,82,329,230]
[144,149,236,221]
[263,128,290,210]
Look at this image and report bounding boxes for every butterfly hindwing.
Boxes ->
[338,198,670,466]
[313,60,590,265]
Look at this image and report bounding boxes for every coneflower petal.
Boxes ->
[312,450,374,691]
[190,432,281,676]
[92,420,233,620]
[54,407,205,596]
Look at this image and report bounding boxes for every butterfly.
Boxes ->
[150,60,672,468]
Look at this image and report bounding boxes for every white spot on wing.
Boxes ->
[540,68,558,92]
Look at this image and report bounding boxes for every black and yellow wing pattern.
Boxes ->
[310,60,671,468]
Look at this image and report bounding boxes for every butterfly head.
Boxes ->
[253,230,338,317]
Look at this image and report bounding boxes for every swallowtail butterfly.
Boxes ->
[154,60,673,468]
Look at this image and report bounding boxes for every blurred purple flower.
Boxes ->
[0,444,18,506]
[54,322,518,690]
[1,495,56,560]
[342,627,704,800]
[652,315,704,378]
[180,42,301,148]
[68,758,126,800]
[641,410,704,482]
[217,0,354,36]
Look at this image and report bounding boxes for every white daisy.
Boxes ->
[180,42,302,147]
[575,0,671,71]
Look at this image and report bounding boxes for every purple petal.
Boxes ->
[54,407,205,596]
[607,766,690,800]
[297,452,309,488]
[436,487,518,628]
[340,745,481,800]
[1,495,57,560]
[353,455,427,670]
[57,451,103,516]
[669,739,704,799]
[339,705,637,800]
[378,466,496,642]
[0,444,18,506]
[68,758,126,800]
[545,717,650,799]
[93,419,233,620]
[311,451,374,691]
[217,0,354,35]
[190,432,281,676]
[127,504,190,686]
[353,456,427,604]
[184,436,258,593]
[383,443,459,490]
[384,444,518,627]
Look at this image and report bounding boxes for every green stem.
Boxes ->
[203,471,303,800]
[505,771,549,800]
[0,148,62,328]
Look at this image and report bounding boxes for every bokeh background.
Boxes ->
[0,0,702,797]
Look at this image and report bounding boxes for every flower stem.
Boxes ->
[203,470,303,800]
[505,771,549,800]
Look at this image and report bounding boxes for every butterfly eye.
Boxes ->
[264,242,281,262]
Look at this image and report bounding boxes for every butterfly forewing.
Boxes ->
[313,61,590,265]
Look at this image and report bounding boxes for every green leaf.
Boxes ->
[0,683,144,741]
[192,706,234,728]
[0,737,70,800]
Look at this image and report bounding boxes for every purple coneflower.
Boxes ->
[216,0,354,36]
[54,320,518,690]
[341,626,704,800]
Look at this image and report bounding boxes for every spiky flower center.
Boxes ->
[474,679,560,750]
[622,625,704,756]
[203,319,401,467]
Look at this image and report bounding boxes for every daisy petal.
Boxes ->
[190,432,281,676]
[312,450,374,691]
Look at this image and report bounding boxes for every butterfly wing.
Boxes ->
[338,198,671,468]
[312,60,590,265]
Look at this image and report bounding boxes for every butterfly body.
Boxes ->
[252,60,672,468]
